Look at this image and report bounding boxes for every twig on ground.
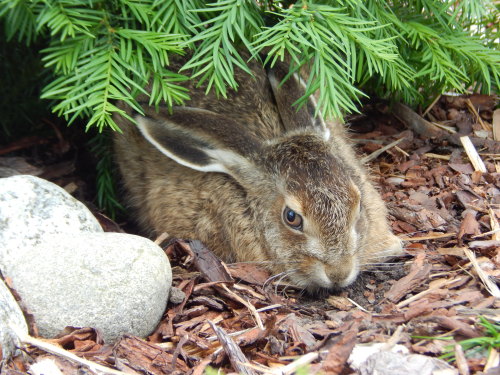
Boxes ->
[460,136,487,173]
[423,94,442,118]
[454,343,470,375]
[208,321,257,375]
[393,102,446,138]
[14,328,126,375]
[466,99,490,132]
[221,284,264,329]
[397,278,461,308]
[154,232,169,245]
[488,208,500,241]
[463,248,500,298]
[362,138,405,163]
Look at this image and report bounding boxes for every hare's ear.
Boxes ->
[135,107,258,175]
[268,62,329,140]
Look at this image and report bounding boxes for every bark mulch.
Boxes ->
[1,94,499,375]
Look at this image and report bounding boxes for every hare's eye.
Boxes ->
[283,207,303,230]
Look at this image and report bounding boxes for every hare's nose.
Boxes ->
[324,256,359,287]
[307,259,356,289]
[309,262,333,289]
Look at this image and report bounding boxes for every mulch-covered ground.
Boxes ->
[1,94,499,375]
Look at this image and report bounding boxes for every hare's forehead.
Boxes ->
[282,176,361,217]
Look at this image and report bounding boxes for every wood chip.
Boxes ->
[320,322,360,375]
[220,284,264,330]
[454,343,470,375]
[385,253,431,303]
[489,207,500,241]
[493,108,500,141]
[463,248,500,298]
[185,240,234,283]
[393,102,446,138]
[425,316,480,338]
[208,321,257,375]
[460,136,487,173]
[362,137,405,163]
[113,335,189,374]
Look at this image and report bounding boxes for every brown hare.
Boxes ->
[113,56,403,291]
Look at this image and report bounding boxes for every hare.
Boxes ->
[113,56,403,291]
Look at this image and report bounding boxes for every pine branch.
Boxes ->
[36,1,102,40]
[0,0,38,43]
[181,0,264,97]
[1,0,498,127]
[254,3,412,118]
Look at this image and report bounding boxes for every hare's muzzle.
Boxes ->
[297,255,359,291]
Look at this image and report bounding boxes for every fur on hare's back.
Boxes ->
[113,57,403,291]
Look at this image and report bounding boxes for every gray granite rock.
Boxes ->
[0,278,28,363]
[2,232,171,343]
[0,175,172,343]
[0,175,102,252]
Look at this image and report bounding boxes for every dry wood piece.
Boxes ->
[362,137,405,163]
[466,98,490,132]
[113,335,189,374]
[425,316,480,339]
[489,207,500,242]
[220,284,264,329]
[320,322,360,375]
[460,136,487,173]
[182,240,234,283]
[484,348,500,372]
[13,329,125,375]
[454,343,470,375]
[385,253,431,303]
[208,321,257,375]
[463,248,500,298]
[493,108,500,141]
[392,102,446,138]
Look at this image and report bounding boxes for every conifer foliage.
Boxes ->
[0,0,498,131]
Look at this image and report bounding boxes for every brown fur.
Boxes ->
[113,55,402,291]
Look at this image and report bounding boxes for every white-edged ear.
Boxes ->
[136,116,228,173]
[135,107,259,176]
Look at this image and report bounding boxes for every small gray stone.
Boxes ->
[0,278,28,362]
[169,287,186,304]
[1,232,171,343]
[360,351,457,375]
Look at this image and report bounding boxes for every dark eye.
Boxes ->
[283,206,303,230]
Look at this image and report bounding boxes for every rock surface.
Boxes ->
[0,175,172,343]
[0,175,102,249]
[359,351,457,375]
[0,278,28,362]
[2,232,172,343]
